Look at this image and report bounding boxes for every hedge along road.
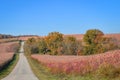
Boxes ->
[2,42,38,80]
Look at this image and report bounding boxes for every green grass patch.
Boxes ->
[0,53,19,80]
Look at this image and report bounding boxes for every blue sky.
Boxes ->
[0,0,120,36]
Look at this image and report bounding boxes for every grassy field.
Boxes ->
[0,53,19,80]
[27,54,120,80]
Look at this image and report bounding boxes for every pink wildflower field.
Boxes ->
[31,50,120,74]
[0,53,14,69]
[0,42,18,70]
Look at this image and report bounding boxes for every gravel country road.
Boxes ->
[2,42,39,80]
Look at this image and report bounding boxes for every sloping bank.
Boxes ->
[31,50,120,80]
[0,42,20,79]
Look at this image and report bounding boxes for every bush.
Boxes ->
[101,37,119,51]
[96,63,120,78]
[37,38,48,54]
[61,36,83,55]
[31,45,39,53]
[24,38,39,54]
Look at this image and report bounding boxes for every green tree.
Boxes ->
[83,29,104,45]
[83,29,104,55]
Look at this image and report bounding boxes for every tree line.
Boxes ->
[0,34,15,39]
[24,29,119,55]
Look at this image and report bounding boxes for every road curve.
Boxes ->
[2,42,39,80]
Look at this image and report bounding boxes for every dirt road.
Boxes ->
[2,42,38,80]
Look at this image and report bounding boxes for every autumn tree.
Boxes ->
[45,32,63,55]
